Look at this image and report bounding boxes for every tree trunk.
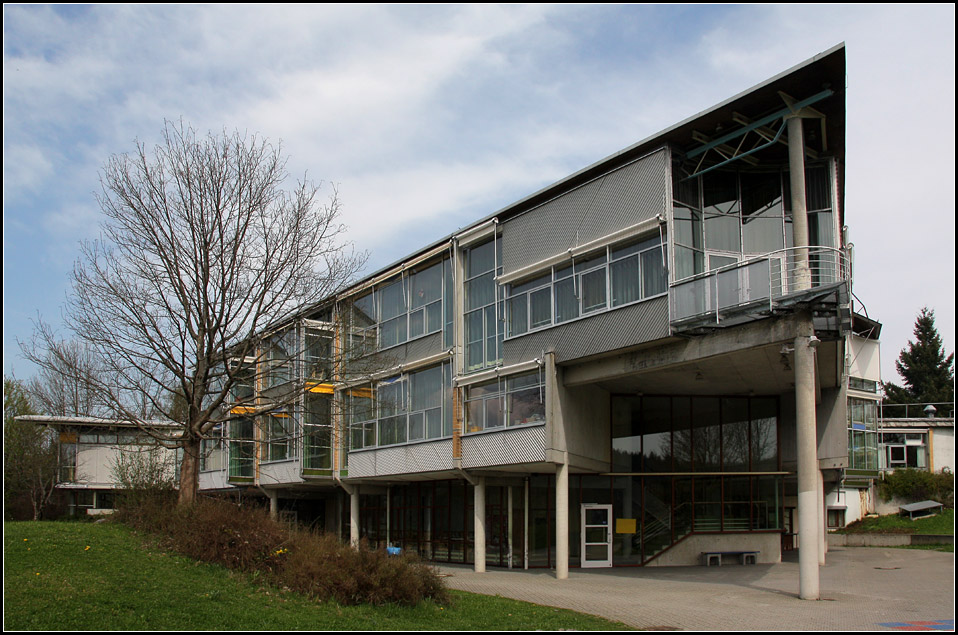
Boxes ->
[177,437,202,507]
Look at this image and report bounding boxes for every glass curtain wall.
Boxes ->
[604,395,782,565]
[464,239,503,372]
[672,165,835,281]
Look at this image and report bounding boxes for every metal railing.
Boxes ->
[670,246,850,325]
[880,402,955,420]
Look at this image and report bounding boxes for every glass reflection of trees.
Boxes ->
[612,395,779,473]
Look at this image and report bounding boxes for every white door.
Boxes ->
[581,504,613,568]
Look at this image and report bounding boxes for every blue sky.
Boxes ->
[3,4,955,386]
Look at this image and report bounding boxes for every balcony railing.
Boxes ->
[670,246,850,326]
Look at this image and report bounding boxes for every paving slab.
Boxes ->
[435,547,955,631]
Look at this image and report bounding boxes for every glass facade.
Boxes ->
[672,165,836,281]
[506,234,667,337]
[464,239,503,372]
[349,363,454,450]
[847,395,879,470]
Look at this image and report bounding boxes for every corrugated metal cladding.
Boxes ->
[348,439,454,477]
[503,296,670,365]
[461,424,546,468]
[359,331,445,375]
[502,147,668,274]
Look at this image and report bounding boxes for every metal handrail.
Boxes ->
[669,246,850,325]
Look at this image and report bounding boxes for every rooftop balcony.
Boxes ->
[669,246,851,333]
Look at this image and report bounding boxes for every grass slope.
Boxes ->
[4,521,631,631]
[840,508,954,535]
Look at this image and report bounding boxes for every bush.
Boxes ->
[115,496,448,606]
[878,468,954,506]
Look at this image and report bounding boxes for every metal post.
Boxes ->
[507,485,514,569]
[818,468,827,563]
[524,477,530,570]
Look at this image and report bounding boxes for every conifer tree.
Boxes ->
[882,308,955,406]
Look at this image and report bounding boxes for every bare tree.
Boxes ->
[23,337,110,418]
[26,121,366,506]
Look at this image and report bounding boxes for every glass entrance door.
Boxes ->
[581,504,613,568]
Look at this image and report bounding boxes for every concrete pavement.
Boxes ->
[435,547,955,631]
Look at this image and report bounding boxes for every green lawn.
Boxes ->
[840,508,954,535]
[4,521,631,631]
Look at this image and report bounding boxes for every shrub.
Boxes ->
[115,496,447,606]
[878,468,954,506]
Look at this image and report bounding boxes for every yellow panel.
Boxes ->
[307,382,335,394]
[230,406,256,415]
[615,518,637,534]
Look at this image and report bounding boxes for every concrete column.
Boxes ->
[268,489,279,520]
[818,469,827,564]
[507,485,514,569]
[556,460,569,580]
[474,476,486,573]
[795,326,820,600]
[350,489,360,548]
[787,116,811,291]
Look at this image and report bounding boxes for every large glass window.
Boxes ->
[303,394,332,470]
[672,164,835,281]
[507,234,667,337]
[346,259,449,356]
[265,409,294,462]
[229,417,255,479]
[612,395,779,474]
[349,363,453,450]
[464,371,545,432]
[464,240,503,372]
[847,395,879,470]
[881,431,928,470]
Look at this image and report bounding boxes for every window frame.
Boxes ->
[505,233,667,339]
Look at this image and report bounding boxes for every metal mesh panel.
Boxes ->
[461,424,546,468]
[503,297,669,365]
[502,148,667,274]
[347,439,454,477]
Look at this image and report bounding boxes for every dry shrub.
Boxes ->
[278,533,448,606]
[166,498,288,573]
[116,496,447,606]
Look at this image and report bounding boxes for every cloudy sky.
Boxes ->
[3,4,955,387]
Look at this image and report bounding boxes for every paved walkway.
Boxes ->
[435,547,955,631]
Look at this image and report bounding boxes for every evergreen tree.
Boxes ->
[882,308,955,406]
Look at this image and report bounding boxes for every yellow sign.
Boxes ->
[615,518,637,534]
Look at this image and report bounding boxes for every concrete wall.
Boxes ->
[930,427,955,473]
[645,532,782,566]
[75,443,178,488]
[554,373,611,471]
